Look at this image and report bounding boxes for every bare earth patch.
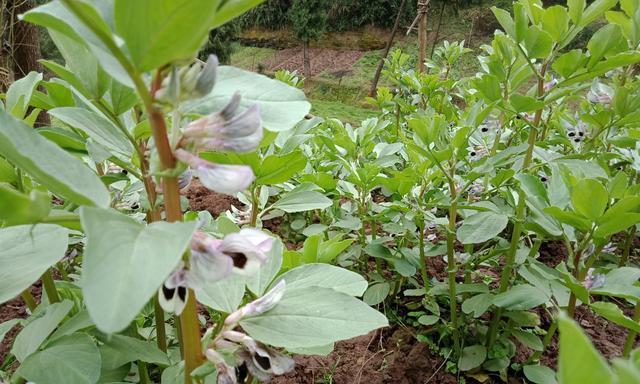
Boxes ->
[263,48,365,77]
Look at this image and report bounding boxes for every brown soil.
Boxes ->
[537,240,567,268]
[184,179,244,217]
[272,327,459,384]
[263,48,365,77]
[0,285,40,363]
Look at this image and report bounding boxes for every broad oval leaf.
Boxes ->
[12,301,73,362]
[196,273,246,313]
[272,190,332,213]
[240,286,388,349]
[0,224,68,305]
[0,110,110,207]
[183,66,311,132]
[15,333,101,384]
[80,207,197,333]
[274,264,368,297]
[558,315,612,384]
[114,0,220,71]
[457,211,508,244]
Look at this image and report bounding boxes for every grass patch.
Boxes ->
[229,45,276,72]
[311,99,377,125]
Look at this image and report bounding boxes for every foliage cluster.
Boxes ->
[1,0,640,384]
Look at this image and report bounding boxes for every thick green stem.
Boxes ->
[418,223,429,293]
[138,361,151,384]
[154,298,168,353]
[620,226,635,267]
[487,62,547,348]
[446,180,461,356]
[21,289,37,311]
[250,187,259,227]
[41,269,60,304]
[527,317,557,363]
[623,301,640,357]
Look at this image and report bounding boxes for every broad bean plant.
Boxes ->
[0,1,387,384]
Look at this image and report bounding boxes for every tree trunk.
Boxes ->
[303,39,310,77]
[430,0,446,59]
[417,1,429,72]
[11,0,43,77]
[369,0,408,97]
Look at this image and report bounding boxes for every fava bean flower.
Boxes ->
[587,79,614,106]
[175,149,254,196]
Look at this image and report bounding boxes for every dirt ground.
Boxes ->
[263,48,365,77]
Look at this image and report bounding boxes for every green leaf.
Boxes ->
[47,29,106,99]
[571,179,608,221]
[493,284,550,311]
[184,66,311,132]
[491,6,515,37]
[510,94,545,113]
[0,186,50,226]
[6,71,42,119]
[255,151,307,185]
[544,206,591,232]
[512,329,544,351]
[363,282,390,305]
[553,50,587,79]
[211,0,265,28]
[0,224,68,305]
[246,238,283,296]
[12,301,73,362]
[458,345,487,371]
[595,213,640,239]
[457,211,508,244]
[80,207,197,333]
[568,0,586,23]
[524,26,554,59]
[543,6,570,42]
[417,315,439,326]
[240,286,388,349]
[275,264,367,296]
[590,302,640,333]
[15,333,101,384]
[114,0,220,71]
[272,190,332,213]
[462,293,494,318]
[23,0,131,86]
[0,109,110,207]
[581,0,618,26]
[196,273,246,313]
[587,24,626,68]
[49,107,133,157]
[524,365,558,384]
[0,319,21,345]
[99,334,169,370]
[557,314,612,384]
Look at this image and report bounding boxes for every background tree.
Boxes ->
[288,0,328,77]
[199,21,240,65]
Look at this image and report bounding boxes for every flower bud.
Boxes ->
[195,55,218,96]
[225,280,285,324]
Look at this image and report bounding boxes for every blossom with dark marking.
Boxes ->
[158,262,189,315]
[221,331,295,382]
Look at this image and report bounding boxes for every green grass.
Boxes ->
[229,45,276,72]
[310,99,377,125]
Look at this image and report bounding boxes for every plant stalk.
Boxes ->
[623,301,640,357]
[446,179,461,356]
[418,222,429,293]
[20,289,37,311]
[41,268,60,304]
[487,62,547,347]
